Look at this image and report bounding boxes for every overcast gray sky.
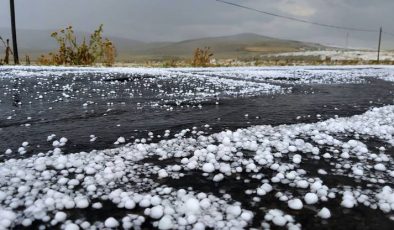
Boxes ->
[1,0,393,49]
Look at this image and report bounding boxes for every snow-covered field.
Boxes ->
[0,66,394,229]
[264,50,394,61]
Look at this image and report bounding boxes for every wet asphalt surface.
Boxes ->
[0,69,394,229]
[0,74,393,160]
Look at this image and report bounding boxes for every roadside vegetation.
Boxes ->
[191,47,214,67]
[37,25,116,66]
[130,56,394,68]
[2,31,393,67]
[0,36,13,65]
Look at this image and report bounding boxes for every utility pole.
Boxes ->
[377,26,382,63]
[10,0,19,64]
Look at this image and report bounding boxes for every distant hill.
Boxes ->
[130,33,323,60]
[0,28,324,61]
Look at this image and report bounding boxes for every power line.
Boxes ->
[215,0,393,62]
[383,31,394,37]
[215,0,377,33]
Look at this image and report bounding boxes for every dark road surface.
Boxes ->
[0,67,394,230]
[0,74,393,159]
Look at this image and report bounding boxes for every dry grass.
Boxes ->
[192,47,214,67]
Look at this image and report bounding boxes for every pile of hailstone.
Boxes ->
[1,105,394,229]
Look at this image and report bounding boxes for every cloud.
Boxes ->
[0,0,393,49]
[278,1,316,17]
